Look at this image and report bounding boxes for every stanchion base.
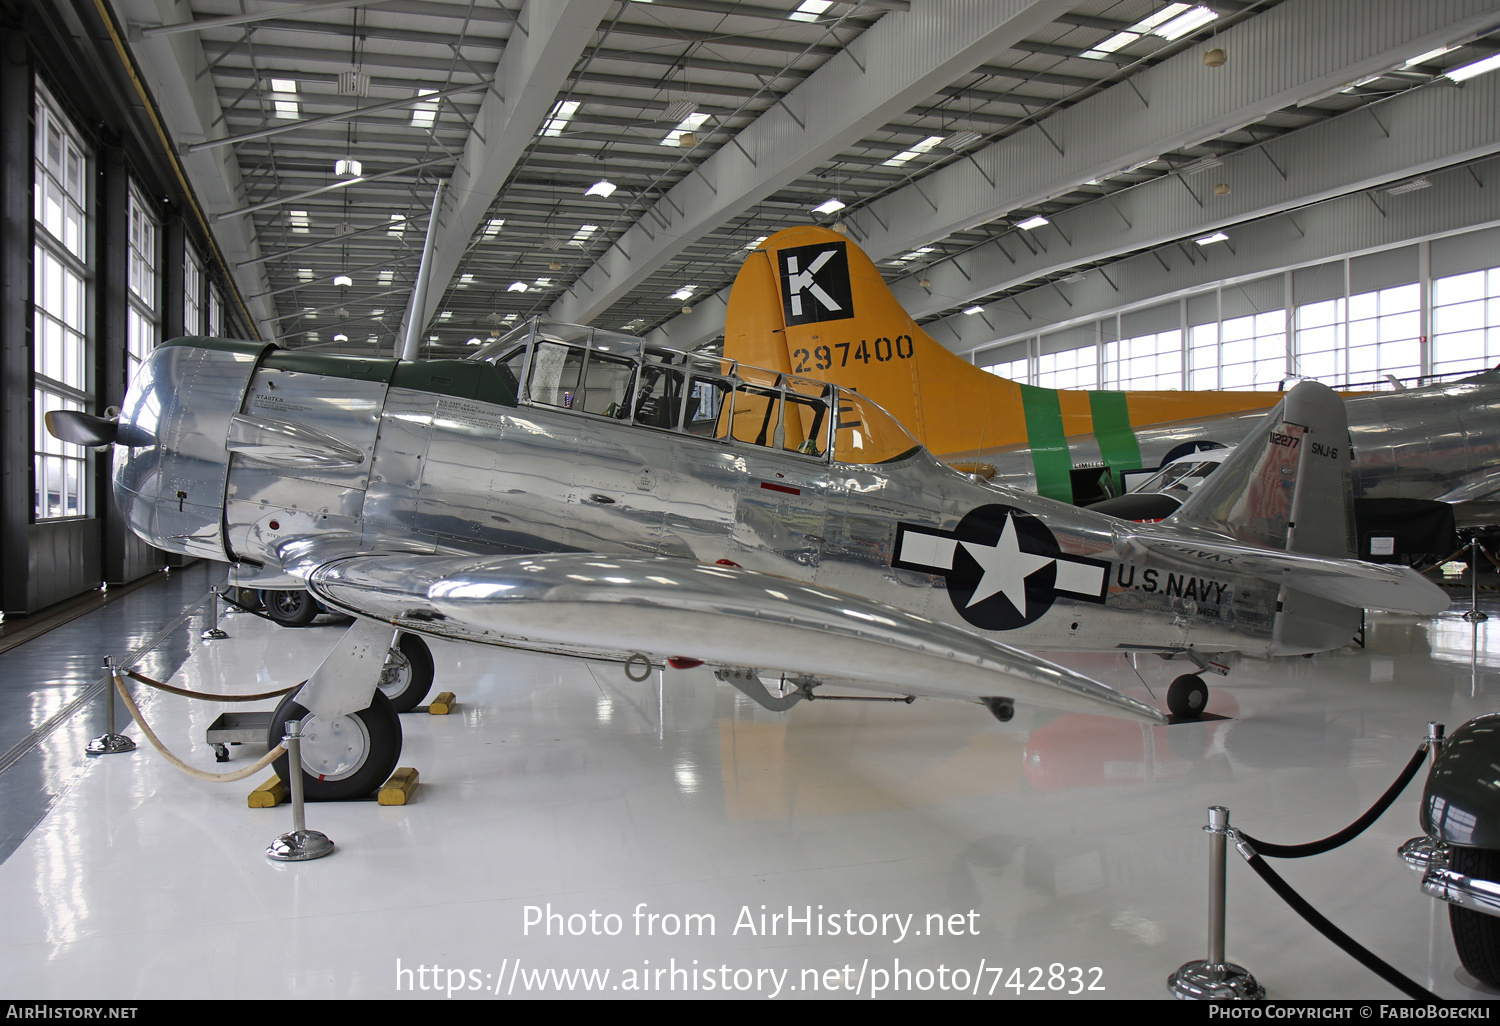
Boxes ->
[85,733,136,756]
[1463,610,1489,622]
[266,829,335,861]
[1398,834,1448,872]
[1168,961,1265,1000]
[200,628,229,640]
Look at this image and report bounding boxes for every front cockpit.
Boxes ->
[468,318,922,466]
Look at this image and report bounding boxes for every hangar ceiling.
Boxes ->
[109,0,1500,359]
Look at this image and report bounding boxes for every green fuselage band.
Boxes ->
[1018,384,1073,502]
[1088,390,1143,491]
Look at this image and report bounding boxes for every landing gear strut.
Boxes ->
[1168,674,1209,719]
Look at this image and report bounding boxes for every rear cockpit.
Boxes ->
[468,318,920,466]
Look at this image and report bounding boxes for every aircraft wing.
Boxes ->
[293,551,1164,724]
[1116,527,1450,615]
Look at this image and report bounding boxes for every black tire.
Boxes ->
[1168,674,1209,719]
[267,689,402,801]
[1448,846,1500,988]
[262,589,320,627]
[378,633,435,713]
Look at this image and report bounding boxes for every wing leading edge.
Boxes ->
[302,552,1165,725]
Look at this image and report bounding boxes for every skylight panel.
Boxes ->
[1079,5,1216,60]
[541,100,579,137]
[270,78,299,119]
[482,218,505,238]
[788,1,832,23]
[570,224,599,246]
[411,90,439,128]
[288,210,310,234]
[882,135,946,167]
[663,111,709,146]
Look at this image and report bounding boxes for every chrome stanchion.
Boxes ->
[266,719,334,862]
[1399,723,1448,872]
[1464,537,1489,622]
[200,588,228,641]
[1168,806,1264,1000]
[86,657,136,756]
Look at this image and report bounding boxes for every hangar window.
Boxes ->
[1432,269,1500,376]
[1036,347,1097,389]
[126,182,159,375]
[1103,330,1182,390]
[184,243,204,336]
[32,80,92,522]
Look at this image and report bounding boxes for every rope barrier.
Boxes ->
[1235,838,1441,1002]
[122,666,301,703]
[111,670,284,783]
[1235,744,1429,858]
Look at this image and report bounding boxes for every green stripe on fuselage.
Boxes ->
[1018,383,1072,502]
[1088,390,1143,492]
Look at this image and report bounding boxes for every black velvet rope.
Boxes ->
[1237,745,1430,858]
[1240,849,1441,1001]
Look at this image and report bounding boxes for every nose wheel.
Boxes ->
[1167,674,1209,720]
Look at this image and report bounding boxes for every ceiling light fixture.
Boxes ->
[1445,53,1500,82]
[1386,177,1432,195]
[1017,215,1050,230]
[812,198,846,215]
[585,180,617,198]
[507,282,528,292]
[333,274,353,287]
[1405,46,1456,68]
[335,157,362,178]
[963,305,985,315]
[882,135,945,167]
[1194,231,1229,245]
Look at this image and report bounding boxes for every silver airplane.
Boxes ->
[47,319,1447,800]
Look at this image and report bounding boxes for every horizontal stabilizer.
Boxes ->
[1117,528,1450,615]
[305,552,1165,725]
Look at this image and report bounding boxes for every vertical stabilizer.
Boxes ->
[721,227,1288,501]
[1170,380,1356,557]
[1168,380,1359,654]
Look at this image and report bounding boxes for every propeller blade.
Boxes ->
[45,410,119,448]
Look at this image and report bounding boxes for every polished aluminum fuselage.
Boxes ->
[114,337,1306,661]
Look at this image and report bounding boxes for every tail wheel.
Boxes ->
[1448,846,1500,988]
[1167,674,1209,719]
[267,689,402,801]
[378,633,435,713]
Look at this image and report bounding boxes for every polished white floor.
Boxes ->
[1,586,1498,1001]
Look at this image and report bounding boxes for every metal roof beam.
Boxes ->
[404,0,610,335]
[548,0,1076,326]
[648,0,1500,349]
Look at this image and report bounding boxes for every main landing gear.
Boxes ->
[263,620,416,801]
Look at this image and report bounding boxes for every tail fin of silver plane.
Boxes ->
[1170,380,1356,559]
[1161,381,1391,653]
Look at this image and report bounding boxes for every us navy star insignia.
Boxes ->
[892,504,1110,631]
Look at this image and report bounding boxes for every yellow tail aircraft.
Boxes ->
[722,226,1295,505]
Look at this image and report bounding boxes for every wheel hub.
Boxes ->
[295,712,372,781]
